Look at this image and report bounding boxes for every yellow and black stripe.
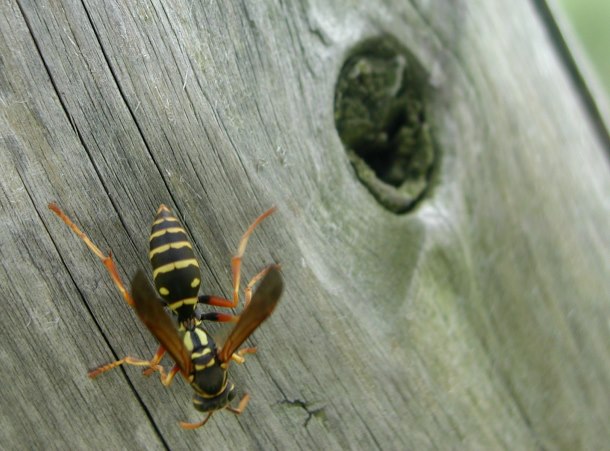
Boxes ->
[149,205,200,321]
[183,321,230,406]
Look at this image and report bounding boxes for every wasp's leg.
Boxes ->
[196,295,239,322]
[49,203,134,307]
[197,263,280,327]
[89,354,180,387]
[141,345,166,376]
[244,264,281,307]
[226,393,251,414]
[136,347,181,387]
[229,347,257,365]
[230,207,276,308]
[89,356,157,378]
[50,203,165,374]
[158,364,181,386]
[195,206,276,318]
[179,412,214,430]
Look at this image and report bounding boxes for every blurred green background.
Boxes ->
[559,0,610,97]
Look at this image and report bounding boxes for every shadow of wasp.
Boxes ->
[49,203,283,429]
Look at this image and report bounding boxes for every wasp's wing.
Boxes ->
[131,270,192,376]
[218,266,283,363]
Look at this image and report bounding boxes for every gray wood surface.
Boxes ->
[1,0,609,449]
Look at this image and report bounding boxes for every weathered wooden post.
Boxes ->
[1,1,608,448]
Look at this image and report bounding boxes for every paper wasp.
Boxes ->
[49,203,283,429]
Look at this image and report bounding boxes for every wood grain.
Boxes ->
[1,0,608,449]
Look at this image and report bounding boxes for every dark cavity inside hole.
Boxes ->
[334,36,435,213]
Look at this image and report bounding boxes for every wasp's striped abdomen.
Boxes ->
[149,205,200,321]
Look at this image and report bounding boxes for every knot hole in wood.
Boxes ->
[334,35,436,214]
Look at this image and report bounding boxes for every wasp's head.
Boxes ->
[192,381,236,413]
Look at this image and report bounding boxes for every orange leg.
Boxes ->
[89,356,180,387]
[244,264,280,307]
[141,345,166,376]
[226,393,251,414]
[88,356,153,378]
[194,207,276,322]
[179,412,214,430]
[230,207,276,309]
[138,346,181,386]
[158,364,181,386]
[230,347,257,364]
[87,330,180,385]
[149,345,166,366]
[49,203,163,375]
[196,295,239,322]
[89,356,161,381]
[48,203,133,307]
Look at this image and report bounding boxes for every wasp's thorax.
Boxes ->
[182,319,234,412]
